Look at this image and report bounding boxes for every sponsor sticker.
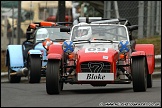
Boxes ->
[103,56,108,59]
[78,73,114,81]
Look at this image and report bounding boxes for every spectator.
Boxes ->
[7,19,12,45]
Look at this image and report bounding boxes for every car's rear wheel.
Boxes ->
[28,55,41,83]
[132,56,147,92]
[8,56,21,83]
[46,60,63,94]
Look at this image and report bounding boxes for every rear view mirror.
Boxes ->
[60,27,71,32]
[127,25,138,31]
[26,31,33,40]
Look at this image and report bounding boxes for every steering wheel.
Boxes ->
[22,40,34,48]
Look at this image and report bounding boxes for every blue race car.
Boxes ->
[5,21,72,83]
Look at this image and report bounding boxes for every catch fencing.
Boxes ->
[104,1,161,38]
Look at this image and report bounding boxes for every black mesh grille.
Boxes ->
[81,61,111,73]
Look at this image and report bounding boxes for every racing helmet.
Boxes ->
[76,26,92,40]
[36,28,49,42]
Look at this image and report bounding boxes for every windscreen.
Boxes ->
[71,25,128,41]
[35,27,70,42]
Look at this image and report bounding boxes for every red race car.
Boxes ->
[43,17,155,94]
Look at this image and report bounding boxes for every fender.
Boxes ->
[131,51,146,56]
[28,49,46,67]
[28,49,42,55]
[47,43,63,60]
[134,44,155,74]
[47,53,62,60]
[28,49,42,64]
[6,45,24,72]
[48,43,63,54]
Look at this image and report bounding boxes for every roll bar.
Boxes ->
[77,17,131,26]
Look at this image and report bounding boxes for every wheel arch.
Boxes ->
[6,45,24,71]
[134,44,155,74]
[131,50,154,74]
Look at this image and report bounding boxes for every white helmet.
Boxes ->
[36,28,49,42]
[76,26,92,40]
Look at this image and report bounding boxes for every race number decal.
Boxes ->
[88,62,104,73]
[85,48,108,53]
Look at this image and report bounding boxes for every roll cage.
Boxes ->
[75,17,138,41]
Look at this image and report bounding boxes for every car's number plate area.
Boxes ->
[77,73,114,81]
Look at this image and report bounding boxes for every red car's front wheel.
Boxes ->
[46,60,63,95]
[132,56,147,92]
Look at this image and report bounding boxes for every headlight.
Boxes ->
[118,40,130,53]
[62,40,75,53]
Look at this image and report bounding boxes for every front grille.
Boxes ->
[81,61,111,73]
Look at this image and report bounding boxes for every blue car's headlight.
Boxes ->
[62,40,75,53]
[118,40,130,53]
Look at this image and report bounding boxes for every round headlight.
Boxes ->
[118,40,130,53]
[62,40,75,53]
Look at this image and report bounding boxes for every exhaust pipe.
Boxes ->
[10,67,28,77]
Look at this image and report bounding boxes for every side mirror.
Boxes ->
[127,25,138,31]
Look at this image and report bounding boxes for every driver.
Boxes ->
[75,26,92,40]
[36,28,49,42]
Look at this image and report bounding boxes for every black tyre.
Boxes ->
[46,60,63,94]
[147,74,152,88]
[8,56,21,83]
[132,56,147,92]
[28,55,41,83]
